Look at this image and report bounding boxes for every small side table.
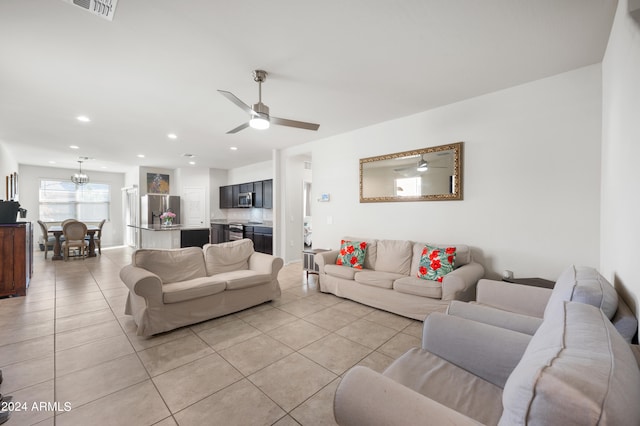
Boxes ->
[502,277,555,289]
[303,248,329,279]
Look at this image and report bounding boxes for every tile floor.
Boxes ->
[0,247,423,426]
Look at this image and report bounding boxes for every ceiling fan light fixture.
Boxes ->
[249,114,270,130]
[417,159,428,172]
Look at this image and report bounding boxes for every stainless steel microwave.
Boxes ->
[238,192,252,208]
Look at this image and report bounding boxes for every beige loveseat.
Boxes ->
[315,238,484,320]
[335,300,640,425]
[120,239,283,336]
[448,265,638,343]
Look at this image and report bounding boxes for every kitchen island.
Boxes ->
[129,224,211,249]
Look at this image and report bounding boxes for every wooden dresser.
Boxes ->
[0,222,33,297]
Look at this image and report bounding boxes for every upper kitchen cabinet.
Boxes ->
[263,179,273,209]
[239,182,254,193]
[219,179,273,209]
[220,186,233,209]
[253,181,263,207]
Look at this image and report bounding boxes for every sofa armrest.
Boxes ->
[335,366,482,426]
[422,312,531,388]
[248,252,284,278]
[119,265,163,304]
[477,279,551,318]
[441,262,484,301]
[447,300,543,335]
[315,250,339,274]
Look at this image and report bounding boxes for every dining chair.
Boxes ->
[36,220,57,259]
[62,220,88,260]
[61,219,77,229]
[88,219,106,254]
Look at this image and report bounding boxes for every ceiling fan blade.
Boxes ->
[218,90,257,116]
[271,116,320,131]
[227,122,250,134]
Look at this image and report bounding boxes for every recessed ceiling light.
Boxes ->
[69,145,79,149]
[189,161,196,165]
[137,154,145,158]
[230,146,238,151]
[101,166,107,169]
[76,115,91,122]
[48,161,56,164]
[167,133,177,139]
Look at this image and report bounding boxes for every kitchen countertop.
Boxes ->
[128,224,211,231]
[210,220,273,228]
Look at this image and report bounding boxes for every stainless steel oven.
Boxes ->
[229,223,244,241]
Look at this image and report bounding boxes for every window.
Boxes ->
[39,180,110,222]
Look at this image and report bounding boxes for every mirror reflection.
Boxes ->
[360,142,463,202]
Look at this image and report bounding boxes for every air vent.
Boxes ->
[182,153,196,158]
[61,0,119,21]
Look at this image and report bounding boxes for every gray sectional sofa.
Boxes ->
[335,300,640,425]
[120,239,283,336]
[448,265,638,343]
[315,238,484,320]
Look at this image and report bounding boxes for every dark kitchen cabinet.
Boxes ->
[180,229,210,248]
[0,222,33,298]
[219,179,273,209]
[253,181,264,207]
[210,224,229,244]
[239,183,254,193]
[263,180,273,209]
[231,185,240,208]
[220,186,233,209]
[243,225,272,254]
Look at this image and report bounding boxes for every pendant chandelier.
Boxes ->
[71,159,89,185]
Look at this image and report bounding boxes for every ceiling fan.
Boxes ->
[394,154,449,173]
[218,70,320,134]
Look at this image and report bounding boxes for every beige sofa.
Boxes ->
[315,238,484,320]
[448,265,638,343]
[335,300,640,425]
[120,239,283,336]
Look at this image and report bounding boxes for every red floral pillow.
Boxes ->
[417,245,456,282]
[336,240,368,269]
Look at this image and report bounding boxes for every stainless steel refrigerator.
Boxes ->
[141,195,180,226]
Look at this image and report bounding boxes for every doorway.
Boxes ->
[122,185,139,248]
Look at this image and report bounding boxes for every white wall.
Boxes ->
[0,141,18,200]
[228,160,273,184]
[307,65,602,280]
[601,0,640,316]
[19,164,125,247]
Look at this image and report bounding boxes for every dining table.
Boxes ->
[48,224,100,261]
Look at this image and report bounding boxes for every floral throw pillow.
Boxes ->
[336,240,368,269]
[417,245,456,282]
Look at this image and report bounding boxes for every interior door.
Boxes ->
[122,186,139,248]
[182,187,206,226]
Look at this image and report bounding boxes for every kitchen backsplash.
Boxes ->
[213,208,273,223]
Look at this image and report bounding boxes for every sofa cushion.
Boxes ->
[384,348,503,425]
[344,236,377,270]
[324,264,364,280]
[203,239,254,276]
[354,271,407,289]
[410,243,470,276]
[543,265,618,320]
[500,301,640,426]
[393,276,442,299]
[374,239,413,275]
[417,245,456,282]
[133,247,207,284]
[162,276,226,303]
[216,270,274,290]
[336,239,368,269]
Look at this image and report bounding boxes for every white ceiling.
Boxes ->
[0,0,616,173]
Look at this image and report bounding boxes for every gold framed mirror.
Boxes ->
[359,142,463,202]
